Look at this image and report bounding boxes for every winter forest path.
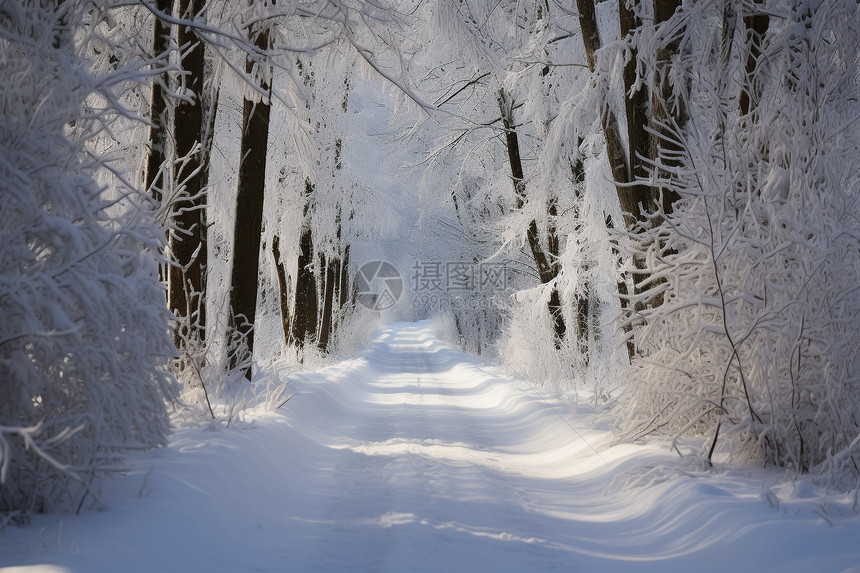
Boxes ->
[282,321,620,572]
[4,321,859,573]
[256,321,858,572]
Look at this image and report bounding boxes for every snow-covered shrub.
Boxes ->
[618,0,860,481]
[0,0,176,520]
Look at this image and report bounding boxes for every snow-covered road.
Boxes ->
[283,323,619,572]
[3,321,860,572]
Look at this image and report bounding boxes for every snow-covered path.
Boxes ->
[283,323,616,572]
[3,322,860,572]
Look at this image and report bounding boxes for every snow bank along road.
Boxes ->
[3,322,860,573]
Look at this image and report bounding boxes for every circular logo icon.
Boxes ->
[355,261,403,310]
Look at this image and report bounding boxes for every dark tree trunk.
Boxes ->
[317,254,338,351]
[577,0,639,227]
[272,235,291,346]
[290,196,318,349]
[650,0,684,216]
[579,0,686,225]
[497,89,553,283]
[497,87,566,344]
[570,147,594,362]
[576,279,591,362]
[547,193,565,348]
[228,29,271,378]
[144,0,172,291]
[548,288,566,348]
[719,0,738,83]
[576,0,601,72]
[317,148,348,352]
[739,2,769,116]
[576,0,689,358]
[620,0,652,220]
[317,215,348,352]
[168,0,207,346]
[547,189,560,276]
[578,0,640,359]
[339,243,351,308]
[144,0,171,205]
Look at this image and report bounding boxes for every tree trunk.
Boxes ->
[271,235,291,346]
[317,149,347,352]
[576,0,688,356]
[579,0,686,225]
[619,0,653,221]
[497,87,565,343]
[228,28,271,378]
[144,0,172,291]
[290,193,318,349]
[497,89,553,283]
[317,254,338,351]
[650,0,684,216]
[576,279,591,362]
[547,193,566,348]
[577,0,640,228]
[144,0,171,205]
[339,243,351,308]
[570,148,595,362]
[739,2,769,117]
[168,0,207,347]
[578,0,639,359]
[719,0,738,88]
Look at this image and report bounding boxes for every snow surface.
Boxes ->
[3,321,860,572]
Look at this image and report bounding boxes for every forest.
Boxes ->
[1,0,859,540]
